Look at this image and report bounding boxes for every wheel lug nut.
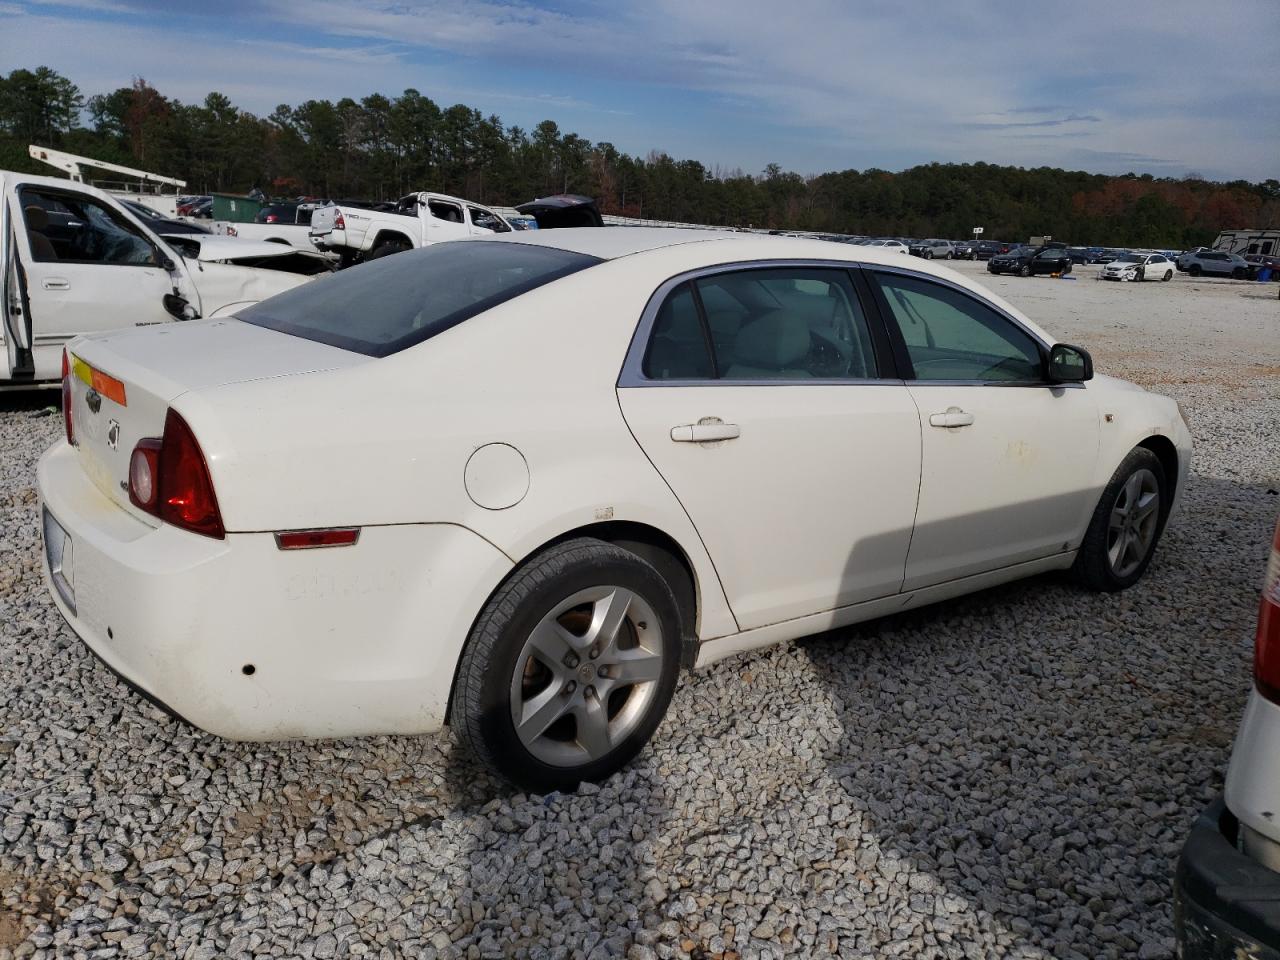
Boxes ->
[585,685,596,700]
[563,680,576,696]
[563,653,579,668]
[589,647,599,659]
[597,665,609,678]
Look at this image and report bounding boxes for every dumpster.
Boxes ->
[211,193,266,223]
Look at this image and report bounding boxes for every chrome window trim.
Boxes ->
[618,258,895,388]
[617,258,1080,391]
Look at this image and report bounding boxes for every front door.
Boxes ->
[867,268,1100,590]
[9,182,180,379]
[618,265,922,630]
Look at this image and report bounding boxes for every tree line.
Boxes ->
[2,66,1276,248]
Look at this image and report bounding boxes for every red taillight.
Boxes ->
[265,214,278,223]
[334,212,345,230]
[275,528,360,550]
[127,410,224,539]
[1255,517,1280,704]
[61,349,74,445]
[159,409,223,538]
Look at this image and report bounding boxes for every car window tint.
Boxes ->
[643,283,712,380]
[694,268,877,380]
[20,188,158,266]
[239,241,600,357]
[427,200,463,223]
[872,272,1042,382]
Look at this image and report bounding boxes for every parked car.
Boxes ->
[987,245,1073,277]
[1175,512,1280,958]
[1177,249,1255,279]
[39,229,1191,790]
[309,191,513,265]
[952,240,977,260]
[1100,253,1176,282]
[1244,254,1280,280]
[177,196,212,218]
[973,240,1006,260]
[908,239,955,260]
[864,238,909,254]
[120,199,210,235]
[1090,249,1120,264]
[0,170,322,384]
[1066,247,1091,265]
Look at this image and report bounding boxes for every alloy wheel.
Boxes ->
[509,586,665,767]
[1107,468,1160,577]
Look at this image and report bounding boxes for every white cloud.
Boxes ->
[3,0,1277,180]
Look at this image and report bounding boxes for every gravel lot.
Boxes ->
[1,262,1278,959]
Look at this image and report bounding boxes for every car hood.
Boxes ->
[159,234,328,263]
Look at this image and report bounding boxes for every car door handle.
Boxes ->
[929,408,975,428]
[41,278,70,291]
[670,422,741,442]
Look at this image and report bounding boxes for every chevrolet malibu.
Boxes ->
[38,230,1192,791]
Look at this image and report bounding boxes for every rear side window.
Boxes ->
[641,267,879,381]
[239,241,600,357]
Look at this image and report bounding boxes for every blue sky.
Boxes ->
[4,0,1277,182]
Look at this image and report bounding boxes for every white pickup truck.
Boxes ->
[2,170,329,384]
[214,201,324,251]
[308,192,513,264]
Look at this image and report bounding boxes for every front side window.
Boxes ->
[872,272,1043,382]
[641,267,879,381]
[239,241,600,357]
[20,188,157,266]
[468,206,511,233]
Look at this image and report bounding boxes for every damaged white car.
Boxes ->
[2,172,329,385]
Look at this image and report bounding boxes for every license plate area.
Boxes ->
[43,507,76,614]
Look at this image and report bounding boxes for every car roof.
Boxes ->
[483,226,940,268]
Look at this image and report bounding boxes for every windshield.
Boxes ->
[238,240,601,357]
[1115,254,1143,263]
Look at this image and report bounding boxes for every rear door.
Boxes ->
[423,197,470,243]
[617,264,922,630]
[867,267,1099,589]
[8,181,184,378]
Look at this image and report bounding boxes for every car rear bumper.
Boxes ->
[38,440,513,740]
[1175,796,1280,958]
[1226,691,1280,856]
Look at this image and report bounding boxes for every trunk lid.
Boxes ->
[66,318,365,518]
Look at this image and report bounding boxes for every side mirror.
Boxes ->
[1047,343,1093,383]
[163,293,199,321]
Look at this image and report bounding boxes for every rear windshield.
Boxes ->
[238,241,601,357]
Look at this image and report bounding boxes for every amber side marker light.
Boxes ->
[274,528,361,550]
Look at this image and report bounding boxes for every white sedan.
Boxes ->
[38,230,1191,791]
[1101,252,1177,282]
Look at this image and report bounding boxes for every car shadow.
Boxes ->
[791,473,1274,958]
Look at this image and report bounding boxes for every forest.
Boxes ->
[2,66,1276,248]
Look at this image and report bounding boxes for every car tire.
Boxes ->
[368,239,411,259]
[1162,270,1173,281]
[453,538,683,792]
[1072,447,1167,592]
[1189,264,1202,277]
[924,250,933,259]
[1019,264,1031,277]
